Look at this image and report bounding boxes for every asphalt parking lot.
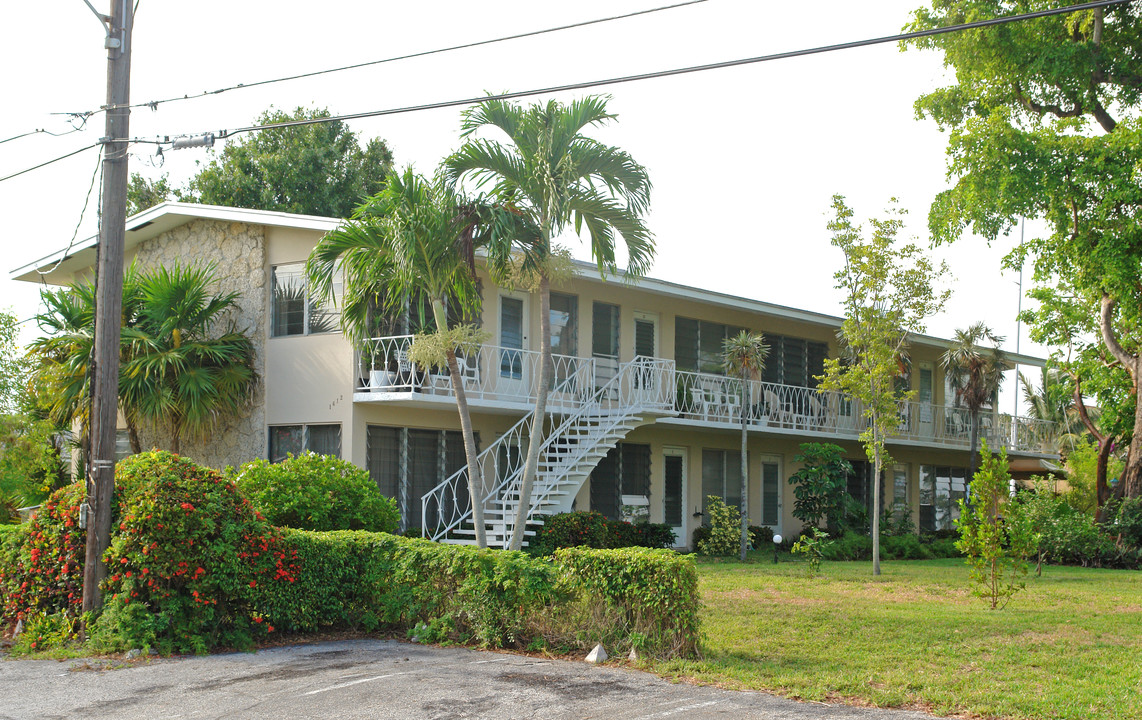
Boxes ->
[0,639,942,720]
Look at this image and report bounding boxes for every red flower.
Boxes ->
[249,581,256,588]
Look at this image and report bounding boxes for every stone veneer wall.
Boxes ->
[130,219,267,469]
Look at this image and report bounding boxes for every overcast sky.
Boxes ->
[0,0,1048,413]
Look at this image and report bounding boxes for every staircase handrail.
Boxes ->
[420,357,595,541]
[494,356,676,541]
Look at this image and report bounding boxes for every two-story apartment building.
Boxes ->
[14,203,1058,548]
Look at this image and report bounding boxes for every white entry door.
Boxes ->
[663,447,688,548]
[498,293,529,398]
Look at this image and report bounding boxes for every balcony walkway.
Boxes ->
[354,336,1058,458]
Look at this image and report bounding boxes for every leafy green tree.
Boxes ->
[819,195,949,575]
[32,264,257,456]
[126,172,179,216]
[788,442,854,535]
[956,442,1038,609]
[905,1,1142,499]
[184,106,394,218]
[445,96,653,551]
[942,322,1011,476]
[722,331,769,561]
[308,168,504,547]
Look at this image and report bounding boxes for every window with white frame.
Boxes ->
[268,424,342,462]
[271,262,341,336]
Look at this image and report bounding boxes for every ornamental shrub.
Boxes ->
[89,451,292,654]
[233,452,398,533]
[1021,489,1137,568]
[529,511,609,555]
[696,496,739,556]
[0,481,87,626]
[605,519,676,549]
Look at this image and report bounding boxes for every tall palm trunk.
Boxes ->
[431,299,487,549]
[969,408,980,478]
[510,274,552,551]
[739,376,749,562]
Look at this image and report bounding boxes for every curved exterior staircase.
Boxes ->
[422,358,676,548]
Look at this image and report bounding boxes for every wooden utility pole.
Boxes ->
[82,0,133,614]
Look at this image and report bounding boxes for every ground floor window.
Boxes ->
[366,425,474,532]
[701,448,742,521]
[269,423,341,462]
[892,464,909,512]
[760,457,781,527]
[590,443,651,520]
[919,465,967,532]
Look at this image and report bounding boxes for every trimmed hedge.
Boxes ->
[554,546,700,657]
[1,456,702,659]
[527,511,676,555]
[253,531,700,658]
[255,530,558,648]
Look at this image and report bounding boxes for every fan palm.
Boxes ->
[121,264,257,455]
[941,322,1011,475]
[32,263,257,457]
[31,268,145,455]
[307,167,501,547]
[444,95,654,550]
[722,331,769,561]
[1019,367,1089,457]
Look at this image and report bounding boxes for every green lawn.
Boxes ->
[649,557,1142,720]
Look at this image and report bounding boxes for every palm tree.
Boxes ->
[31,268,146,455]
[307,167,498,547]
[32,264,257,457]
[1018,367,1089,457]
[941,322,1011,476]
[121,264,257,455]
[722,331,769,562]
[445,95,654,550]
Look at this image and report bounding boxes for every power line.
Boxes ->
[130,0,1126,146]
[96,0,709,114]
[35,146,105,277]
[0,143,100,184]
[0,114,94,147]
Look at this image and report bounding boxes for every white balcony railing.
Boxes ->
[357,335,594,410]
[673,370,1056,455]
[356,336,1057,456]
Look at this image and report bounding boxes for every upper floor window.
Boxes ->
[271,262,341,337]
[550,292,578,357]
[675,317,747,375]
[761,333,829,388]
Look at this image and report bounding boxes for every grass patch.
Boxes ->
[649,557,1141,719]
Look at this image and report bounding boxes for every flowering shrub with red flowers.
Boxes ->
[0,482,86,625]
[88,451,298,654]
